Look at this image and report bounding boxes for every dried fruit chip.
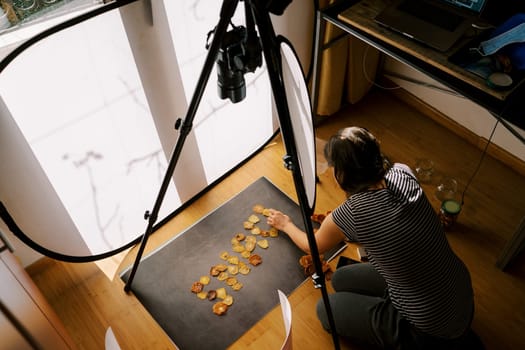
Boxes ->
[245,241,256,252]
[311,213,326,224]
[299,255,313,268]
[260,230,270,237]
[253,204,265,213]
[232,244,245,253]
[200,275,211,285]
[216,287,227,299]
[249,254,263,266]
[223,295,234,306]
[241,250,251,259]
[212,302,228,316]
[257,239,269,249]
[269,227,279,237]
[197,291,207,300]
[235,233,246,241]
[245,236,256,244]
[227,265,239,275]
[210,264,228,276]
[262,208,271,217]
[217,272,229,281]
[232,282,243,291]
[243,221,254,230]
[220,251,230,260]
[251,227,261,235]
[226,277,237,286]
[239,265,251,275]
[248,214,260,224]
[228,256,239,265]
[191,281,204,293]
[207,290,217,301]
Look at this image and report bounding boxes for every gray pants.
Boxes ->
[316,263,404,349]
[316,263,480,350]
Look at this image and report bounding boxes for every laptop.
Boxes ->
[374,0,488,52]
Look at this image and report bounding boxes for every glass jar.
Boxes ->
[435,176,458,202]
[439,199,462,229]
[415,158,434,183]
[41,0,61,5]
[11,0,39,21]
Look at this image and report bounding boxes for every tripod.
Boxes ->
[123,0,340,348]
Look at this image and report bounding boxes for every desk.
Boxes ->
[310,0,525,269]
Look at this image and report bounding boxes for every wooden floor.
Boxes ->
[28,89,525,349]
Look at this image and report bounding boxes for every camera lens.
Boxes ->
[216,55,246,103]
[216,27,248,103]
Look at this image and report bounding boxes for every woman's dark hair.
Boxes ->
[324,127,389,195]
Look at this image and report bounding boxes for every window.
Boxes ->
[0,0,276,262]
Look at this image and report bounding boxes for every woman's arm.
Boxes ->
[267,209,346,254]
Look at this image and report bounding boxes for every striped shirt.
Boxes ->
[332,163,473,338]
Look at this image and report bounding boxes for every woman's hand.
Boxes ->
[267,209,292,231]
[268,208,347,255]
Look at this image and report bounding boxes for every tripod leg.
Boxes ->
[248,2,341,349]
[124,0,241,293]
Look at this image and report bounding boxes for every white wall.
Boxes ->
[383,58,525,163]
[271,0,314,75]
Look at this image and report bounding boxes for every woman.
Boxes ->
[267,127,478,349]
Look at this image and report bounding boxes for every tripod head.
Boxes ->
[212,0,293,103]
[264,0,293,15]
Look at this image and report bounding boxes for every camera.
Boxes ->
[216,25,262,103]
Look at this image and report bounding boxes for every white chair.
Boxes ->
[277,290,293,350]
[105,327,122,350]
